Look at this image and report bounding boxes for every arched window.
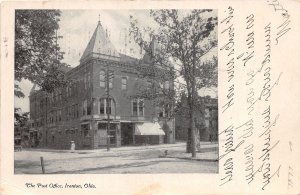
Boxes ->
[106,99,111,114]
[87,99,91,115]
[100,99,105,114]
[122,77,127,90]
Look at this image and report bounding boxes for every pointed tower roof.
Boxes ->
[80,21,120,63]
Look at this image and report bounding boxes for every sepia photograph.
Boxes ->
[14,9,218,174]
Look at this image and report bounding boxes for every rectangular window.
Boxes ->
[138,99,144,116]
[72,105,75,118]
[132,99,138,116]
[132,99,144,116]
[159,111,164,118]
[55,111,58,122]
[76,104,79,118]
[88,72,91,88]
[100,99,105,114]
[84,76,87,90]
[98,123,107,130]
[81,124,90,138]
[109,71,113,89]
[122,77,127,90]
[68,107,71,119]
[110,123,117,130]
[83,100,87,116]
[100,70,105,88]
[65,107,68,121]
[58,110,61,121]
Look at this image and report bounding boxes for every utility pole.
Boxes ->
[106,61,111,151]
[97,14,111,151]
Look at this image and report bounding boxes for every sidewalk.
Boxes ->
[162,151,218,162]
[15,142,219,174]
[21,141,218,154]
[157,144,218,162]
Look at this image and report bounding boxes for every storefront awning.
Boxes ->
[135,122,165,135]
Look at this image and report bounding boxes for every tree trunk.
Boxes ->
[190,105,196,157]
[186,128,192,152]
[189,78,197,157]
[185,79,199,157]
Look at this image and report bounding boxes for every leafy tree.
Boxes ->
[130,9,217,157]
[15,9,69,96]
[15,10,69,117]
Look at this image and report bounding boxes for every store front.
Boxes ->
[134,122,165,145]
[121,123,134,146]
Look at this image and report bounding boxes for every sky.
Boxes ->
[15,9,217,113]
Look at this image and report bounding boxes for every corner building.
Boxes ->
[29,21,175,149]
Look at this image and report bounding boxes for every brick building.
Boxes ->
[29,20,175,149]
[175,95,218,142]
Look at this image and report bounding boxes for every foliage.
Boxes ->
[14,108,29,127]
[15,84,25,98]
[130,9,217,156]
[15,9,69,94]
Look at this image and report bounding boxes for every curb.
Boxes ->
[159,155,218,162]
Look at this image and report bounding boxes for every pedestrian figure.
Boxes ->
[70,141,75,152]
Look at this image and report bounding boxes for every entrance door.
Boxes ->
[109,123,117,145]
[121,123,134,145]
[98,122,117,146]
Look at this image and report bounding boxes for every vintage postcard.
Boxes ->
[1,0,299,194]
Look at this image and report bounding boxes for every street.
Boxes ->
[14,142,218,174]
